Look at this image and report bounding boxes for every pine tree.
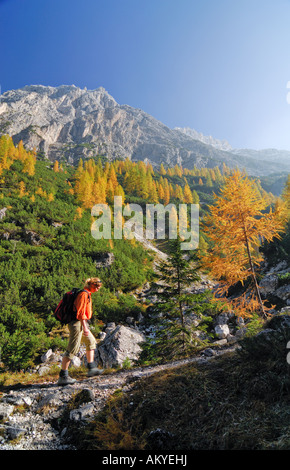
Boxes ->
[143,238,207,361]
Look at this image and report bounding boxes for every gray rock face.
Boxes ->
[0,84,276,175]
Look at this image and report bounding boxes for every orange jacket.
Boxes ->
[74,290,92,321]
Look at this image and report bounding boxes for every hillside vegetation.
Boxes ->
[0,134,287,373]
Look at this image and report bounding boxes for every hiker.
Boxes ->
[57,277,104,385]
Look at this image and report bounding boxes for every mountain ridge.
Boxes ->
[1,84,290,176]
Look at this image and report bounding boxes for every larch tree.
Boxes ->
[183,183,193,204]
[201,170,287,318]
[53,161,59,173]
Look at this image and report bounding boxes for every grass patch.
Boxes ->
[80,347,290,450]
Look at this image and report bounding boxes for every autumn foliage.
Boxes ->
[201,170,287,317]
[73,157,203,209]
[0,135,36,176]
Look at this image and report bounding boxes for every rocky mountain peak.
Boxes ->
[0,84,289,175]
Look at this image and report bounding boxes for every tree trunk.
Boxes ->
[241,214,267,318]
[177,266,185,348]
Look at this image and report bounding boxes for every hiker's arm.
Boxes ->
[75,291,91,323]
[81,319,90,336]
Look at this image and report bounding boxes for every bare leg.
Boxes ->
[86,350,94,364]
[61,356,71,371]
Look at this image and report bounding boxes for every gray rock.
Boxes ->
[275,284,290,301]
[23,230,44,246]
[93,251,115,269]
[0,403,14,420]
[36,392,63,410]
[6,426,26,440]
[259,274,279,296]
[97,325,145,369]
[69,403,95,422]
[215,313,230,325]
[0,207,7,220]
[70,356,81,368]
[214,324,230,339]
[202,348,216,357]
[37,365,51,376]
[41,349,53,363]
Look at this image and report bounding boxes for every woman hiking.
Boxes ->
[57,277,104,385]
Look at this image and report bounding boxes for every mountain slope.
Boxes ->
[0,84,288,176]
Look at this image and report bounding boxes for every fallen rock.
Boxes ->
[214,324,230,339]
[0,208,7,220]
[96,325,146,369]
[259,274,279,296]
[0,404,14,420]
[6,426,26,441]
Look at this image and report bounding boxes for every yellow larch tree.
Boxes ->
[159,163,166,175]
[18,181,26,198]
[183,183,193,204]
[76,170,94,208]
[158,182,165,202]
[149,180,159,204]
[53,161,59,172]
[162,178,170,205]
[23,151,36,176]
[92,176,107,205]
[174,184,184,202]
[108,165,118,191]
[201,170,287,318]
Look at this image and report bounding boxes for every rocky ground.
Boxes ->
[0,345,236,451]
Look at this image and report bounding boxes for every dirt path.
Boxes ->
[0,345,236,450]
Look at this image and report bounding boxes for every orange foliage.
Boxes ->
[201,170,287,317]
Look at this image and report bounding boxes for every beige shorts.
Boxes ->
[64,320,96,360]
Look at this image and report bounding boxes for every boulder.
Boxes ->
[259,274,279,296]
[239,314,290,362]
[0,403,14,420]
[41,349,53,363]
[0,207,7,220]
[214,324,230,339]
[96,325,146,369]
[93,251,115,269]
[23,230,44,246]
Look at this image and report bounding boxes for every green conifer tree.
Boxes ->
[141,238,208,362]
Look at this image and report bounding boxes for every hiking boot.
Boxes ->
[87,366,104,377]
[57,375,77,386]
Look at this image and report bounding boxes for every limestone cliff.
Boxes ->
[0,84,287,175]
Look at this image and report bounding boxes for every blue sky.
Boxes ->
[1,0,290,150]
